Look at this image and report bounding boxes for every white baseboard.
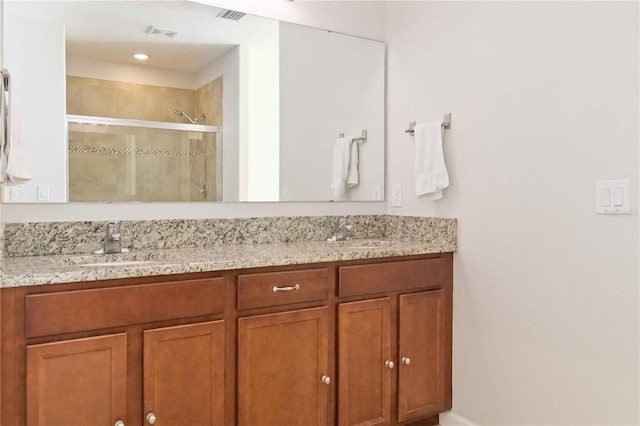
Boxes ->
[440,411,477,426]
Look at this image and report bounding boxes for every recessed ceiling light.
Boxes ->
[133,53,149,61]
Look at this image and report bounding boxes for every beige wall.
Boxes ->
[66,76,221,202]
[386,2,639,425]
[195,77,223,127]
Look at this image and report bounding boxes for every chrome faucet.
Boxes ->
[326,216,353,242]
[93,221,129,254]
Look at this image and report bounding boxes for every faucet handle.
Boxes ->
[107,221,121,240]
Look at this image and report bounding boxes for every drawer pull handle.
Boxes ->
[321,375,331,385]
[401,356,411,366]
[385,360,395,369]
[115,421,125,426]
[272,284,300,293]
[146,413,157,425]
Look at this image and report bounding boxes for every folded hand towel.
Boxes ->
[346,139,359,189]
[1,83,32,185]
[331,136,354,198]
[414,121,448,199]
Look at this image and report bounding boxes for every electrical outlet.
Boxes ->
[9,186,21,201]
[391,184,402,207]
[280,186,290,201]
[37,185,50,201]
[372,185,382,201]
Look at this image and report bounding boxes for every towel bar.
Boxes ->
[405,113,451,136]
[339,129,367,143]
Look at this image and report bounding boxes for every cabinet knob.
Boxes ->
[401,356,411,366]
[321,375,331,385]
[146,412,157,425]
[114,421,125,426]
[385,360,395,369]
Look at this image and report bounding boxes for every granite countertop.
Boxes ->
[1,238,456,288]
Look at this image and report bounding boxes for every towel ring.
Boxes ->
[405,113,451,136]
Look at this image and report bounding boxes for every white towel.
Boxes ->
[331,136,356,198]
[346,139,359,189]
[1,83,32,185]
[414,121,448,199]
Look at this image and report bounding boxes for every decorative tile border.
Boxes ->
[69,146,215,157]
[3,214,455,257]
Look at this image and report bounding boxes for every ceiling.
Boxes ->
[4,1,269,73]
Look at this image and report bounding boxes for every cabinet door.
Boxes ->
[143,321,225,426]
[338,298,392,426]
[398,290,446,422]
[237,307,330,426]
[26,333,127,426]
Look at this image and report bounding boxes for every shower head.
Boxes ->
[173,110,204,125]
[174,109,195,124]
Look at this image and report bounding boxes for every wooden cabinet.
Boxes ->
[238,307,330,426]
[143,321,226,426]
[27,321,224,426]
[26,321,225,426]
[338,257,452,426]
[397,291,447,422]
[338,298,392,426]
[1,253,452,426]
[26,333,127,426]
[10,277,226,426]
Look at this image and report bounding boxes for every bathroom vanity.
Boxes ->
[0,241,453,426]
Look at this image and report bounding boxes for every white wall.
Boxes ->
[2,13,67,203]
[243,23,280,202]
[386,2,639,425]
[67,56,198,90]
[193,0,386,42]
[279,22,385,201]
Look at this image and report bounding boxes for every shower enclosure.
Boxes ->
[67,115,221,202]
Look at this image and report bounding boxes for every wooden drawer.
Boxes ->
[237,268,329,310]
[339,257,447,298]
[25,278,225,338]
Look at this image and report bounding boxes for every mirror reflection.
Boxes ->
[3,1,385,203]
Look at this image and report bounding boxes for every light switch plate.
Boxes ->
[596,179,630,214]
[391,184,402,207]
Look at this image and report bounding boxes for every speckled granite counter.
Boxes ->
[2,215,457,287]
[2,238,455,287]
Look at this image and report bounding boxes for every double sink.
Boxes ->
[68,240,392,269]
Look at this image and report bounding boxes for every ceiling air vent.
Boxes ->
[216,10,246,21]
[145,26,180,38]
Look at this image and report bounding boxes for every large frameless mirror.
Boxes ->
[2,1,385,203]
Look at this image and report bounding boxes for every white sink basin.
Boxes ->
[80,260,156,267]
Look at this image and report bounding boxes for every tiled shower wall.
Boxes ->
[66,76,223,126]
[68,127,217,202]
[66,76,222,202]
